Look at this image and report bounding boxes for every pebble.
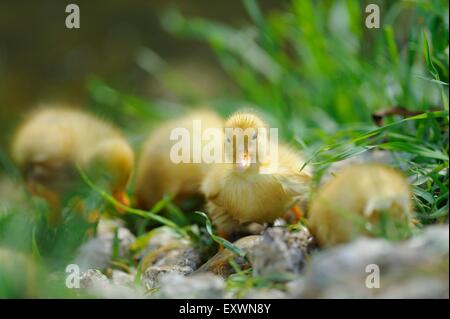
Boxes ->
[288,225,449,298]
[156,272,225,299]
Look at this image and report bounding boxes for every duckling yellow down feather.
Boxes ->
[135,109,224,210]
[307,164,413,246]
[11,106,134,223]
[201,111,312,236]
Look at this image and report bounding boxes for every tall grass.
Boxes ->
[158,0,448,224]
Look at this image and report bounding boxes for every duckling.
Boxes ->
[307,164,413,247]
[201,110,312,237]
[135,109,224,210]
[11,106,134,224]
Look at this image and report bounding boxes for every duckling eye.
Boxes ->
[226,137,231,143]
[252,133,257,140]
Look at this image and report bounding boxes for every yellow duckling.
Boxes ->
[11,106,134,224]
[201,110,312,237]
[135,109,224,210]
[307,164,413,247]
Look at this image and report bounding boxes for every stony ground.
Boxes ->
[74,220,449,299]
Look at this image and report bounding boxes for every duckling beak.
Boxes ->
[113,191,130,214]
[236,154,252,172]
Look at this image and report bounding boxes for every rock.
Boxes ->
[79,269,144,299]
[250,226,315,276]
[288,225,449,298]
[139,226,185,255]
[137,227,202,277]
[79,269,109,290]
[142,244,201,273]
[156,272,225,299]
[378,278,448,299]
[74,220,136,271]
[87,282,145,299]
[111,270,134,286]
[406,224,449,252]
[285,278,305,296]
[195,235,262,278]
[137,227,204,290]
[141,265,193,289]
[244,288,287,299]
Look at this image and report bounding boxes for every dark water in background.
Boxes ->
[0,0,280,148]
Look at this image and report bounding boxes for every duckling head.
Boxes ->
[84,138,134,208]
[224,111,269,173]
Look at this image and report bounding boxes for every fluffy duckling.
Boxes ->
[201,111,312,237]
[135,109,224,210]
[307,164,413,247]
[11,106,134,224]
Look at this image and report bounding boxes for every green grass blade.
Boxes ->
[77,167,189,238]
[195,211,246,258]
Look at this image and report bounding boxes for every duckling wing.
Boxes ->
[273,171,311,199]
[200,164,229,202]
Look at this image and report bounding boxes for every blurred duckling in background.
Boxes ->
[307,164,413,247]
[201,110,312,238]
[11,106,134,224]
[135,109,223,210]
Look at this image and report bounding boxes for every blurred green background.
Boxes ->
[0,1,447,145]
[0,0,281,148]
